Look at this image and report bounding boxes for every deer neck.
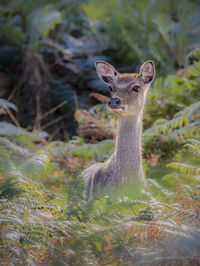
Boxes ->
[114,114,143,178]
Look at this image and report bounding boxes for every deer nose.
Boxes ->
[108,98,121,108]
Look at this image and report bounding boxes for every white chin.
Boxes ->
[115,108,126,112]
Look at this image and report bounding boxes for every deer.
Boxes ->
[82,60,155,195]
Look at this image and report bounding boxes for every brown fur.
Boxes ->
[82,61,155,194]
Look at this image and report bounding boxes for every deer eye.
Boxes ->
[131,85,140,93]
[109,86,114,92]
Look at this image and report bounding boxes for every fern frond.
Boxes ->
[28,7,62,45]
[161,120,200,142]
[0,137,30,157]
[184,139,200,155]
[144,101,200,142]
[168,162,200,178]
[20,152,50,176]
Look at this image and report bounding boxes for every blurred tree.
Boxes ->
[0,0,108,139]
[82,0,200,75]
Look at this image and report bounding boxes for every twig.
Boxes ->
[34,93,41,130]
[37,100,68,122]
[8,86,18,102]
[2,105,21,127]
[49,127,60,141]
[41,116,65,130]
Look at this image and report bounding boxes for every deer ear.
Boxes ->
[95,61,117,85]
[140,61,155,84]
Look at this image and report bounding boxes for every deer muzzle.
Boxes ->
[108,98,122,109]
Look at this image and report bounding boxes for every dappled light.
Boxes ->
[0,0,200,265]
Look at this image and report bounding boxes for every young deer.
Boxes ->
[82,60,155,194]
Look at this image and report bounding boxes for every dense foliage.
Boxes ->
[83,0,200,74]
[0,0,200,265]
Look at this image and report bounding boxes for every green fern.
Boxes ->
[168,162,200,178]
[167,138,200,181]
[144,101,200,143]
[0,177,24,199]
[185,139,200,155]
[20,152,50,177]
[28,6,62,46]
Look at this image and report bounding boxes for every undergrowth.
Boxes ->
[0,130,199,265]
[0,52,200,266]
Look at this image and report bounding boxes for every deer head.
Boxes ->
[95,60,155,118]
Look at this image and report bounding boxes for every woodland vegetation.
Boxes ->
[0,0,200,265]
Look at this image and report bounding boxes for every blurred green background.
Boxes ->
[0,0,200,265]
[0,0,199,140]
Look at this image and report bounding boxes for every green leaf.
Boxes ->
[0,98,18,112]
[1,22,24,46]
[28,6,62,46]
